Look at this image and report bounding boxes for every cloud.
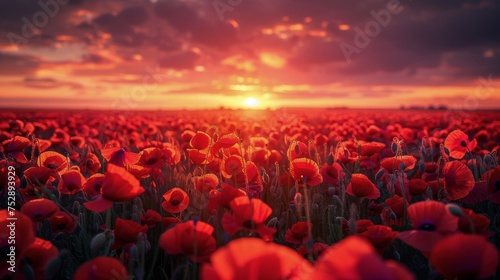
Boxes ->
[159,51,200,70]
[23,76,84,90]
[0,52,40,75]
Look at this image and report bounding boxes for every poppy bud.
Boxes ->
[44,257,62,279]
[72,201,81,214]
[91,232,107,251]
[129,245,139,261]
[446,203,464,217]
[393,249,400,261]
[426,186,433,200]
[419,161,426,174]
[267,217,279,228]
[326,154,334,165]
[375,169,385,181]
[484,154,492,164]
[399,162,406,170]
[391,142,398,153]
[327,187,336,196]
[22,263,34,280]
[389,211,397,220]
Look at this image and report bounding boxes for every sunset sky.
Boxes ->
[0,0,499,110]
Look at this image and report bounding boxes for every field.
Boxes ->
[1,108,499,280]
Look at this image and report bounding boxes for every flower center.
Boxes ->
[171,199,180,206]
[242,220,256,229]
[418,223,436,231]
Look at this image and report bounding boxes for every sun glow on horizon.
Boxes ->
[243,97,260,108]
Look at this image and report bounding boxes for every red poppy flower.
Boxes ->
[347,173,380,199]
[193,173,219,193]
[128,164,151,180]
[221,196,276,241]
[221,155,244,178]
[430,234,498,280]
[161,187,189,214]
[100,147,140,167]
[22,238,58,279]
[409,178,428,196]
[207,189,222,213]
[58,169,87,195]
[400,127,415,145]
[462,180,489,204]
[37,151,68,177]
[384,195,406,226]
[242,161,262,186]
[444,129,477,159]
[285,222,313,244]
[49,128,69,147]
[36,139,52,153]
[297,242,329,260]
[160,220,216,262]
[441,161,475,200]
[487,166,500,204]
[162,144,181,165]
[220,183,246,209]
[290,158,323,186]
[181,130,196,143]
[210,133,239,156]
[74,256,128,280]
[140,209,162,228]
[360,225,399,254]
[21,198,59,222]
[70,136,85,148]
[83,173,105,198]
[311,236,415,280]
[268,149,282,164]
[458,208,490,235]
[360,141,385,156]
[250,147,271,166]
[287,141,310,161]
[112,218,148,250]
[0,210,35,278]
[314,133,329,146]
[190,131,211,150]
[202,237,313,280]
[79,152,101,175]
[48,211,78,234]
[354,219,375,234]
[23,166,55,189]
[398,200,458,257]
[380,155,417,172]
[187,148,212,164]
[320,162,343,186]
[84,164,144,212]
[161,217,181,228]
[138,147,165,169]
[2,136,30,163]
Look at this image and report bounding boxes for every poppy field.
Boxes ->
[1,108,499,280]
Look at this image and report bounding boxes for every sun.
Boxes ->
[243,97,260,107]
